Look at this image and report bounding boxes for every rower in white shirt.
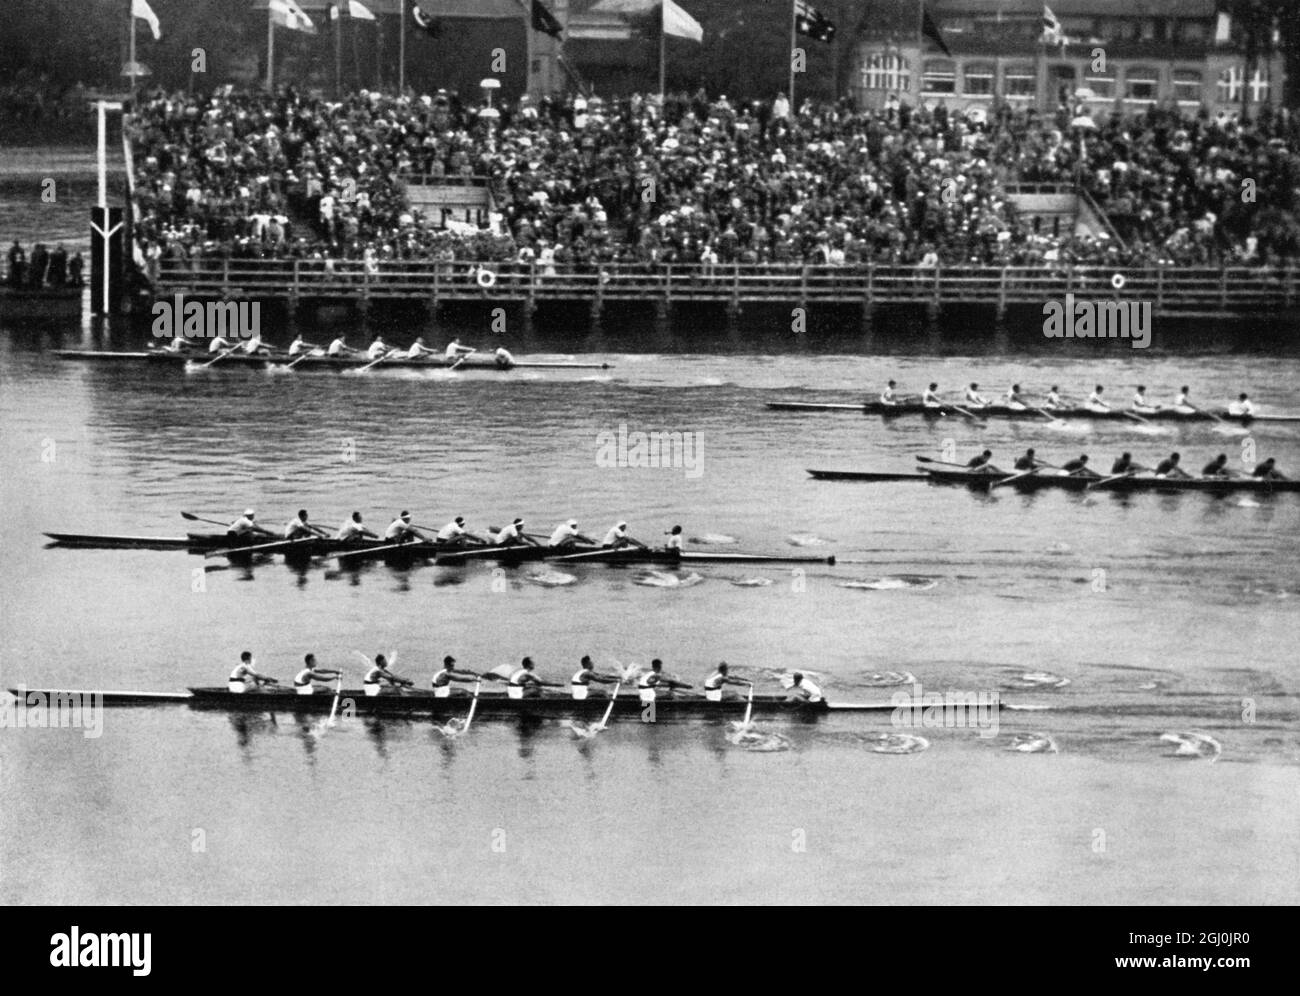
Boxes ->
[636,659,690,703]
[366,335,390,360]
[209,335,234,353]
[664,524,684,552]
[494,517,537,546]
[160,336,195,353]
[547,519,587,549]
[1131,384,1157,413]
[327,335,354,357]
[922,382,943,409]
[292,654,342,695]
[1044,385,1064,409]
[288,334,321,357]
[284,509,328,540]
[336,511,378,542]
[362,654,412,696]
[508,657,559,699]
[964,382,989,408]
[494,346,515,369]
[1228,392,1256,417]
[569,655,620,700]
[1171,385,1195,413]
[785,672,823,702]
[1005,383,1027,410]
[228,509,274,539]
[406,336,437,360]
[703,662,750,702]
[431,656,480,697]
[385,511,426,543]
[241,332,268,355]
[879,380,900,406]
[229,651,277,694]
[1085,384,1110,411]
[601,521,641,550]
[445,338,476,360]
[435,516,481,549]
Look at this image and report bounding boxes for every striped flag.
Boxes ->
[411,4,440,37]
[795,1,835,43]
[663,0,702,43]
[1041,4,1063,45]
[270,0,317,34]
[132,0,161,40]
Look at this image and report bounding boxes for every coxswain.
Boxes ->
[445,337,475,360]
[208,335,234,354]
[406,336,437,360]
[229,651,277,694]
[1110,452,1148,475]
[336,511,378,542]
[965,382,989,408]
[228,508,275,539]
[431,656,479,697]
[1005,384,1026,410]
[1153,452,1191,479]
[637,658,690,702]
[1200,454,1230,478]
[548,519,586,549]
[293,653,342,695]
[1044,385,1064,409]
[664,524,684,552]
[366,335,390,361]
[436,516,480,548]
[1228,393,1256,418]
[362,654,411,696]
[494,346,515,369]
[508,657,555,699]
[385,511,426,543]
[922,382,943,410]
[703,662,749,702]
[601,521,642,550]
[327,335,354,357]
[1252,457,1287,480]
[495,517,536,546]
[1013,448,1040,472]
[284,509,328,540]
[1061,454,1099,478]
[1086,385,1109,412]
[1131,385,1156,413]
[570,655,620,700]
[967,449,1001,474]
[880,380,899,406]
[785,672,822,703]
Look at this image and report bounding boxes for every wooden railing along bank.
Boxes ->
[153,258,1297,319]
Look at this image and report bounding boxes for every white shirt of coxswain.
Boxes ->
[367,340,388,360]
[436,520,465,542]
[548,522,579,546]
[602,524,626,546]
[666,533,683,551]
[327,338,347,356]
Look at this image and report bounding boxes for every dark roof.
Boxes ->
[249,0,526,16]
[932,0,1217,17]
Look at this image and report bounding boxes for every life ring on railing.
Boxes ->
[476,268,497,290]
[1110,273,1126,290]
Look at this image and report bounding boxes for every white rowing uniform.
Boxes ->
[496,522,523,545]
[284,515,312,540]
[431,667,458,698]
[385,518,414,541]
[507,668,535,700]
[242,334,264,355]
[366,339,388,360]
[637,671,658,704]
[665,532,683,552]
[436,520,466,542]
[965,387,988,407]
[792,676,824,701]
[228,514,259,536]
[922,388,942,409]
[337,518,367,541]
[445,341,465,359]
[209,336,232,353]
[327,337,348,356]
[602,524,627,547]
[548,522,580,547]
[229,660,257,693]
[293,667,325,695]
[407,342,434,359]
[879,386,897,406]
[1229,398,1255,416]
[1045,390,1062,409]
[1086,390,1108,411]
[570,666,594,700]
[703,669,729,702]
[1132,390,1153,411]
[1005,388,1026,411]
[363,664,390,696]
[288,336,306,356]
[495,347,514,368]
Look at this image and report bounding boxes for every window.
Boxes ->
[859,53,910,92]
[922,59,956,94]
[1004,65,1037,98]
[1086,69,1116,98]
[1217,66,1243,103]
[963,62,995,96]
[1179,20,1206,43]
[1125,66,1159,102]
[1172,70,1202,104]
[1139,19,1156,41]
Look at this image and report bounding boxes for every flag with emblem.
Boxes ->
[794,1,835,43]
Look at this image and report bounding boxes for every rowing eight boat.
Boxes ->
[768,400,1300,424]
[55,350,612,371]
[804,467,1300,493]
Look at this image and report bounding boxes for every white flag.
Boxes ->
[132,0,161,40]
[1215,12,1232,44]
[330,1,376,20]
[270,0,317,34]
[663,0,702,43]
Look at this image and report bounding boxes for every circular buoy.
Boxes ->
[1111,273,1126,290]
[476,269,496,289]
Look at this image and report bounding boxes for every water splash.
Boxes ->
[1160,731,1222,760]
[1007,733,1058,753]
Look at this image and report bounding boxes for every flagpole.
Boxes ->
[399,0,406,92]
[788,0,796,112]
[335,6,343,97]
[659,4,665,100]
[129,2,138,99]
[267,7,275,90]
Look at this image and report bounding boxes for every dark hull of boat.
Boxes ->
[766,400,1299,424]
[54,350,610,371]
[921,468,1300,493]
[806,470,930,482]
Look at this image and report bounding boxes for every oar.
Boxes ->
[595,681,621,732]
[1087,470,1136,491]
[915,456,978,469]
[198,348,236,369]
[181,511,232,527]
[205,535,319,559]
[284,352,313,369]
[357,350,396,374]
[945,403,984,422]
[1121,409,1153,426]
[461,679,482,734]
[333,539,430,563]
[326,672,343,727]
[1032,406,1067,427]
[1185,402,1227,426]
[992,459,1062,490]
[740,682,755,730]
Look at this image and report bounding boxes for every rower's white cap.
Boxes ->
[617,520,627,528]
[244,509,255,517]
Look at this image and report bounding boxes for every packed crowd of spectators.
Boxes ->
[126,83,1300,276]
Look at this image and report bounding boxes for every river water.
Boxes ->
[1,154,1298,905]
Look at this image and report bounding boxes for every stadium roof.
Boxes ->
[932,0,1217,15]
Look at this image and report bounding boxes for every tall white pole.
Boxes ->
[659,5,665,100]
[788,0,796,112]
[399,0,406,92]
[129,7,138,98]
[97,100,109,315]
[97,101,107,210]
[266,8,275,90]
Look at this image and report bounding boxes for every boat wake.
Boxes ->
[560,719,607,740]
[526,570,577,587]
[857,670,916,687]
[1001,669,1071,690]
[786,532,835,547]
[1160,731,1222,760]
[730,576,774,587]
[1007,733,1059,753]
[868,733,930,754]
[689,533,739,545]
[838,575,938,591]
[434,717,471,739]
[725,724,793,751]
[633,570,704,588]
